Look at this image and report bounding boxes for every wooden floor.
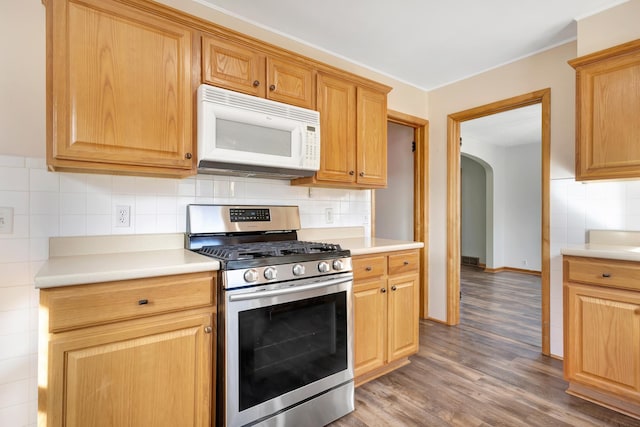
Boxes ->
[330,266,640,426]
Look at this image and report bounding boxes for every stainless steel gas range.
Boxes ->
[185,204,354,427]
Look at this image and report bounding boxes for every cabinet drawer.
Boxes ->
[353,255,387,280]
[388,250,419,276]
[565,257,640,292]
[43,272,215,332]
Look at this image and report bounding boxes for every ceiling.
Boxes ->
[195,0,626,91]
[461,103,542,147]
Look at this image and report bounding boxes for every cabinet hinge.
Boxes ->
[412,141,416,152]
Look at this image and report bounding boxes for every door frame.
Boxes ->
[383,110,429,318]
[446,89,551,355]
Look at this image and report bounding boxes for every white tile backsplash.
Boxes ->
[550,177,640,358]
[0,154,375,421]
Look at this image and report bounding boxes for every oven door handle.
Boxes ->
[228,275,353,302]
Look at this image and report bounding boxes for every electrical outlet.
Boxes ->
[116,205,131,227]
[325,208,334,224]
[0,207,14,234]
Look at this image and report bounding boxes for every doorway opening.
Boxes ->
[446,89,551,355]
[378,111,429,317]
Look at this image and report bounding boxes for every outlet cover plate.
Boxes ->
[0,207,14,234]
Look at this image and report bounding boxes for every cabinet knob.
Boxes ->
[391,285,397,291]
[365,266,372,271]
[138,299,149,305]
[253,80,260,87]
[602,273,611,278]
[381,288,387,293]
[359,171,365,177]
[185,152,192,160]
[269,84,276,91]
[204,326,212,334]
[403,261,410,265]
[349,170,355,176]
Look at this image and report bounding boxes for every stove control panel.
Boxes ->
[228,257,353,287]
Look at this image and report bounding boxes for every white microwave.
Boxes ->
[197,84,320,179]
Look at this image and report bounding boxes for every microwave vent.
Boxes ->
[200,85,319,125]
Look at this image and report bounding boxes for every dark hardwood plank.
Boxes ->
[329,267,640,426]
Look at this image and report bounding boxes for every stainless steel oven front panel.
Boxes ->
[223,273,354,427]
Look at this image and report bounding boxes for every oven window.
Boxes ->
[238,291,348,411]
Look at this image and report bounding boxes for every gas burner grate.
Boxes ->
[199,240,343,261]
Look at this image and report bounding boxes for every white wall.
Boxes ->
[461,141,541,272]
[376,123,414,241]
[427,41,576,325]
[430,0,640,356]
[461,156,487,264]
[503,143,541,271]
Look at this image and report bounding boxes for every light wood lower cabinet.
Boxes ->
[563,256,640,419]
[38,272,216,427]
[353,250,419,385]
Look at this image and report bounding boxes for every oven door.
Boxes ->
[224,273,353,427]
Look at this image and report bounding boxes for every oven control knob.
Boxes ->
[332,259,345,271]
[318,261,330,273]
[243,269,259,283]
[264,267,277,280]
[292,264,305,276]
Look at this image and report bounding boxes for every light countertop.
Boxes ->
[326,237,424,256]
[35,230,423,288]
[561,243,640,262]
[34,234,219,289]
[561,230,640,262]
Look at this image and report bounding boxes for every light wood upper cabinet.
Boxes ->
[314,73,357,183]
[352,250,419,385]
[46,0,198,177]
[39,272,216,427]
[570,39,640,181]
[563,256,640,418]
[202,35,266,98]
[356,87,388,187]
[292,73,390,188]
[201,34,315,109]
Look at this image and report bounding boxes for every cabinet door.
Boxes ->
[387,273,419,361]
[49,0,195,175]
[201,35,266,97]
[572,41,640,180]
[315,73,357,184]
[46,312,213,427]
[356,86,387,187]
[267,57,315,109]
[565,283,640,402]
[353,277,387,377]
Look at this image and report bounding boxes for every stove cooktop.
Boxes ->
[198,240,350,270]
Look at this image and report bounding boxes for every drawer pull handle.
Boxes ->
[602,273,611,278]
[138,299,149,305]
[403,261,410,265]
[365,266,372,271]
